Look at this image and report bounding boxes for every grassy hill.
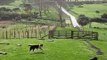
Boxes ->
[72,4,107,18]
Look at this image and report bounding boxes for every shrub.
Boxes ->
[78,15,90,26]
[101,13,107,19]
[95,10,100,14]
[13,8,20,11]
[91,17,107,23]
[0,7,12,12]
[78,5,84,8]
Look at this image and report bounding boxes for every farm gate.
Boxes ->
[49,30,98,40]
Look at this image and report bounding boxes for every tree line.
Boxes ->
[0,7,39,21]
[0,0,15,5]
[78,13,107,26]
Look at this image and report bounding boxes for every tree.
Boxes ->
[22,4,32,14]
[78,15,90,26]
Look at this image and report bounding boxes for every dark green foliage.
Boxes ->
[13,8,20,11]
[101,13,107,19]
[20,13,39,19]
[78,5,84,8]
[91,13,107,23]
[0,7,18,20]
[23,4,32,10]
[0,12,39,20]
[0,0,15,5]
[95,10,100,14]
[91,18,107,23]
[0,6,39,20]
[78,15,90,26]
[0,12,20,20]
[0,7,12,12]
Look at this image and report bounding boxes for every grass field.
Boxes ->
[0,3,107,60]
[72,4,107,17]
[0,39,94,60]
[0,39,107,60]
[91,41,107,60]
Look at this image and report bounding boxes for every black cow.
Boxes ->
[29,44,43,52]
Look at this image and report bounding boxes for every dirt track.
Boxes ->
[0,21,14,26]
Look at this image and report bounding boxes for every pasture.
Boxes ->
[72,4,107,17]
[0,39,99,60]
[0,38,107,60]
[0,1,107,60]
[0,22,107,60]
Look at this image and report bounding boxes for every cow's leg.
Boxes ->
[29,47,32,51]
[32,48,35,52]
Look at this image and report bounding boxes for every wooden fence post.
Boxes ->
[58,31,60,37]
[71,31,73,39]
[48,30,54,39]
[18,31,20,39]
[9,30,11,39]
[77,31,79,39]
[92,32,98,40]
[65,31,67,38]
[6,31,8,39]
[22,31,24,38]
[96,32,98,40]
[39,31,41,38]
[48,30,52,39]
[2,31,4,39]
[35,29,37,38]
[48,31,51,39]
[31,29,33,38]
[14,30,16,39]
[27,31,29,38]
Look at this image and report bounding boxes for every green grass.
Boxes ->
[9,0,23,7]
[91,40,107,60]
[0,3,107,60]
[55,21,107,60]
[0,39,94,60]
[83,22,107,41]
[72,4,107,17]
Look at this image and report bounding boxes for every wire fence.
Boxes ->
[0,26,49,39]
